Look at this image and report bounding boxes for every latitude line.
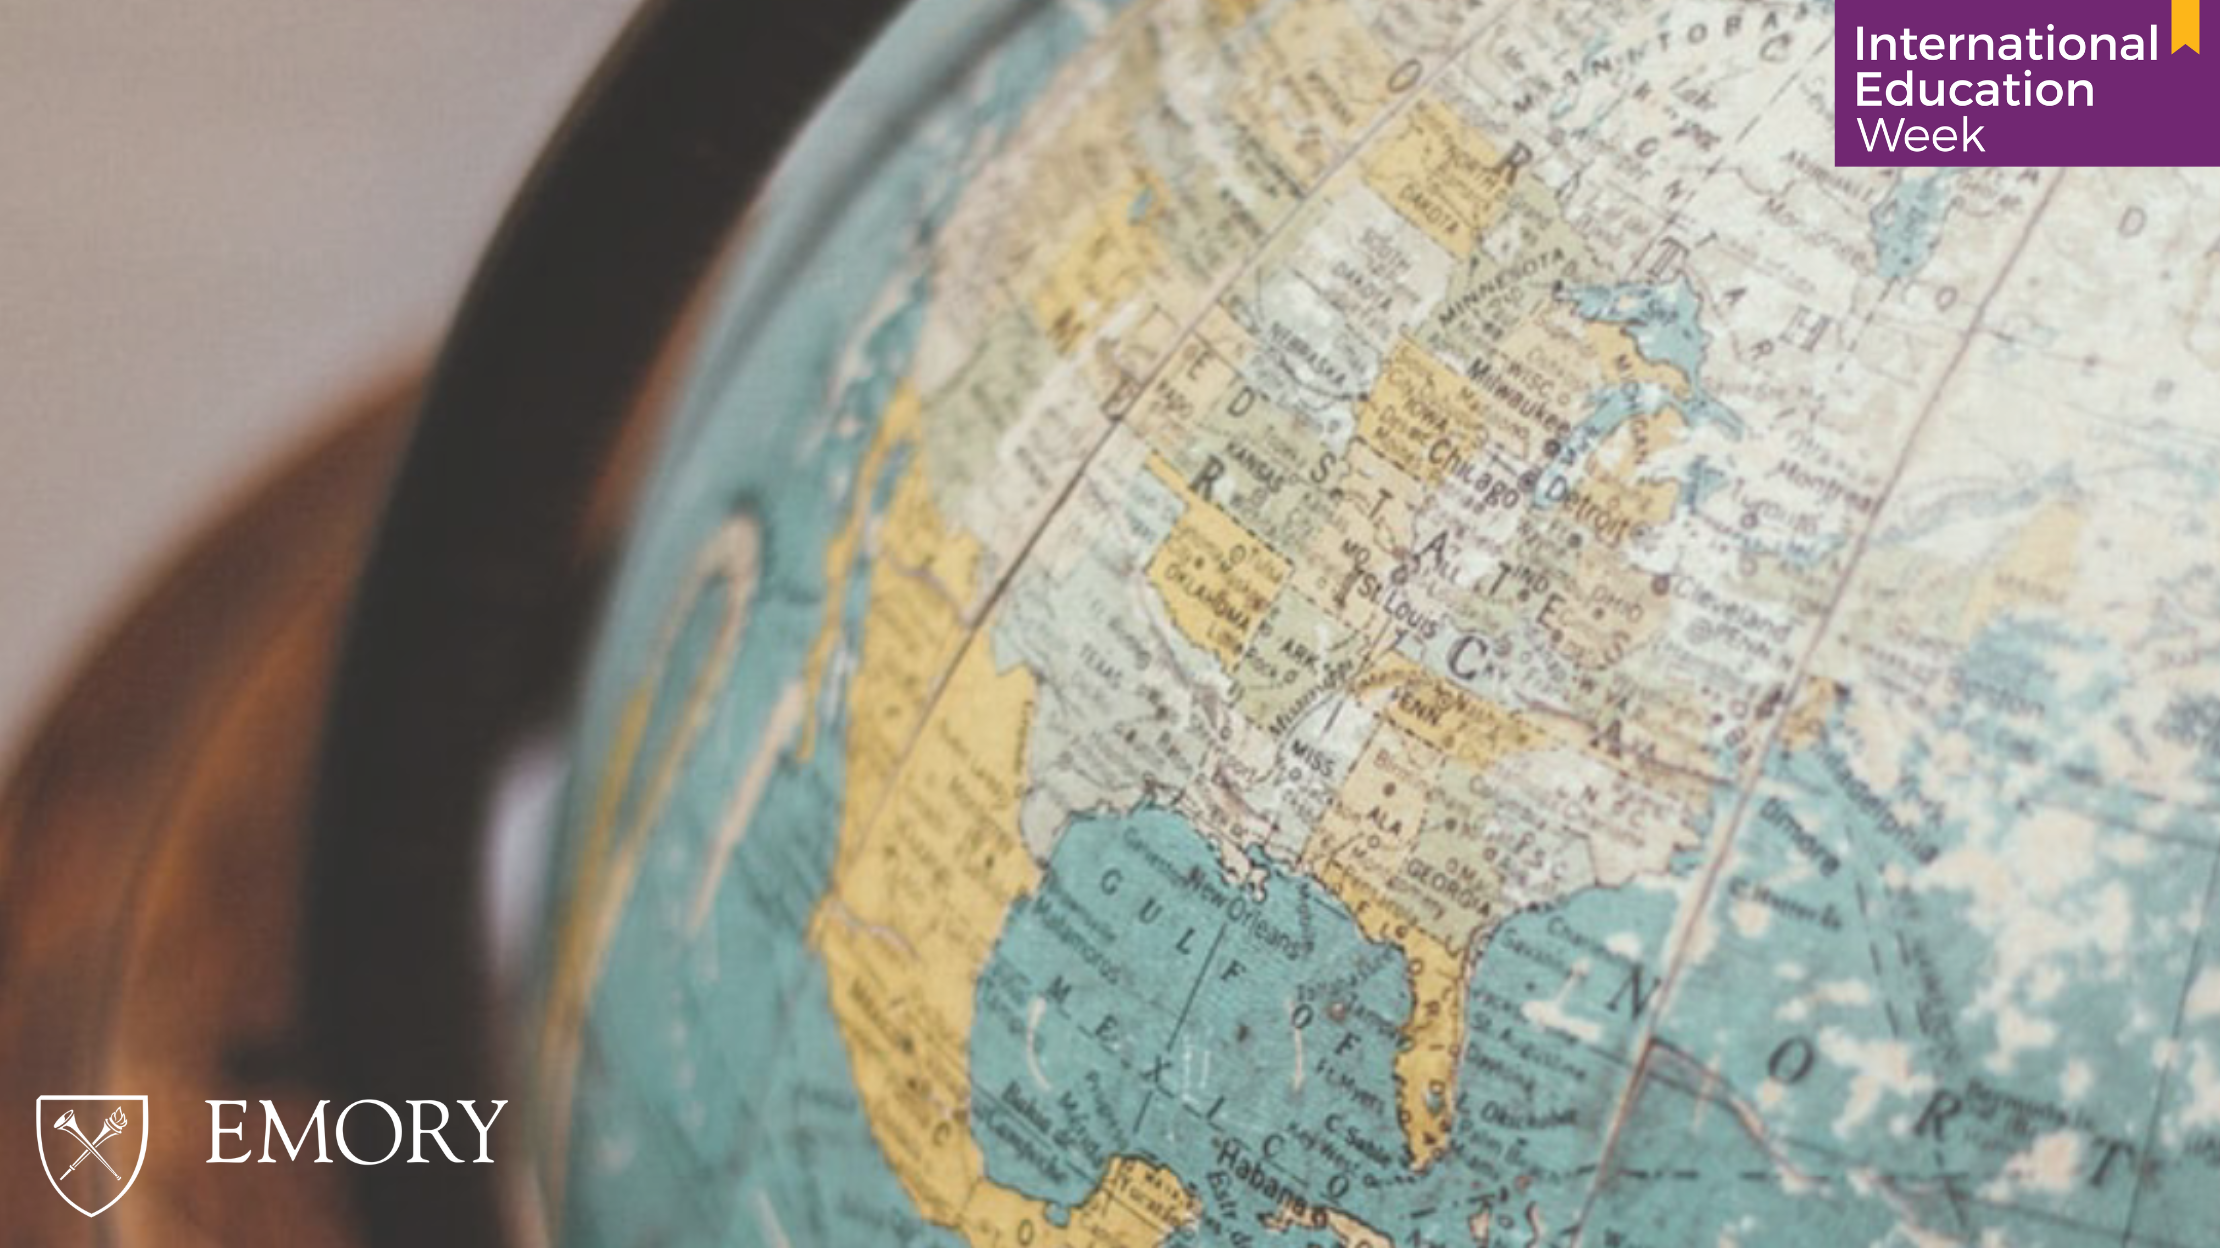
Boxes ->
[1566,167,2074,1247]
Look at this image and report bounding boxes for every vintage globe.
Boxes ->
[515,0,2220,1243]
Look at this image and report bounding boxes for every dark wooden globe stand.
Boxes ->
[0,2,910,1243]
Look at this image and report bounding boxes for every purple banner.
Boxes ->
[1836,0,2218,166]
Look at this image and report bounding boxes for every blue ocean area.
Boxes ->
[1610,613,2220,1246]
[971,805,1681,1246]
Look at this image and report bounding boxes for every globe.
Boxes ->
[517,0,2220,1243]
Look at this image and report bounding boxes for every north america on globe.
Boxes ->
[516,0,2220,1244]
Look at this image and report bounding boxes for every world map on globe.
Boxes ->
[519,0,2220,1244]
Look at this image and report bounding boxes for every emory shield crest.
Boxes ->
[36,1095,147,1217]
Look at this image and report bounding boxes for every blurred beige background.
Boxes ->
[0,0,640,766]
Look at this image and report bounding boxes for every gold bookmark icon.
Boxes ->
[2178,0,2201,52]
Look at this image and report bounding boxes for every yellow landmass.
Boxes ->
[1360,95,1515,256]
[813,629,1195,1245]
[1266,1200,1398,1248]
[1582,320,1689,394]
[1960,499,2084,637]
[1360,652,1546,772]
[1030,181,1169,354]
[813,639,1027,1218]
[1314,856,1467,1171]
[1357,337,1491,484]
[1300,723,1497,1172]
[1146,455,1292,666]
[1780,676,1845,753]
[1562,406,1686,545]
[1055,1156,1201,1247]
[807,425,1192,1243]
[1300,666,1557,1169]
[1228,0,1398,186]
[1206,0,1267,29]
[1472,309,1621,462]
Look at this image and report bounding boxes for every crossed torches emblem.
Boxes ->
[51,1107,128,1181]
[37,1095,146,1216]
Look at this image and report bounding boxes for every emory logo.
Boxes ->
[34,1092,503,1208]
[36,1096,148,1218]
[207,1098,507,1164]
[35,1095,503,1216]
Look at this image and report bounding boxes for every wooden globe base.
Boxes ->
[0,377,417,1247]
